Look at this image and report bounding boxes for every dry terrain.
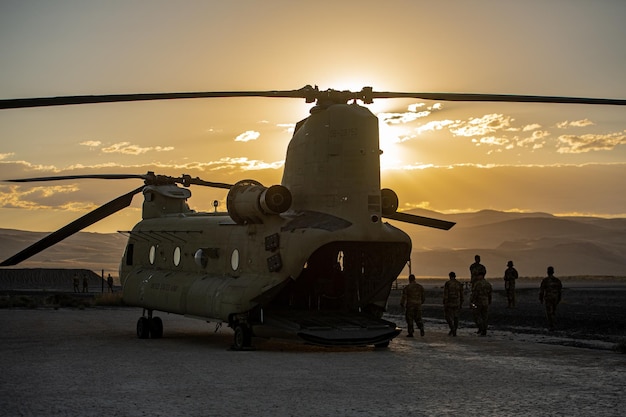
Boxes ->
[1,278,625,417]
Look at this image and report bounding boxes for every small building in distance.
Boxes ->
[0,269,108,292]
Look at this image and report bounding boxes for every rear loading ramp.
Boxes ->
[259,310,401,346]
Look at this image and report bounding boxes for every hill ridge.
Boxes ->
[1,210,625,278]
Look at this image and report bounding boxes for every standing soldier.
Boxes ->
[539,266,563,331]
[443,271,464,336]
[503,260,518,308]
[470,273,492,336]
[107,274,114,292]
[469,255,487,289]
[72,273,80,293]
[82,274,89,293]
[400,274,426,337]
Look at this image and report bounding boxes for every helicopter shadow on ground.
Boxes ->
[124,314,369,353]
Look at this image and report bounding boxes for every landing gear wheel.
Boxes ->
[136,317,150,339]
[150,316,163,339]
[232,324,252,351]
[374,340,390,348]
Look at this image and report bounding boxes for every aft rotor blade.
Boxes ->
[0,186,143,266]
[0,89,314,110]
[2,86,626,109]
[383,212,455,230]
[371,91,626,106]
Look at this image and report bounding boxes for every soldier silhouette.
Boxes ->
[82,274,89,293]
[443,271,464,336]
[73,273,80,293]
[504,260,518,308]
[539,266,562,331]
[400,274,426,337]
[471,273,492,336]
[469,255,486,289]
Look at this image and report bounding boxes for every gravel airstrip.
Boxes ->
[1,281,625,417]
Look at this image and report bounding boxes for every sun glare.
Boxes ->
[378,121,407,170]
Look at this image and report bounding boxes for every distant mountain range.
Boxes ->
[0,229,127,276]
[395,209,626,278]
[0,210,624,278]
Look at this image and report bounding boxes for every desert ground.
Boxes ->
[1,278,625,417]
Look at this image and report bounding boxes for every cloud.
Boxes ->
[557,132,626,153]
[277,123,295,133]
[205,157,284,171]
[235,130,261,142]
[66,162,120,170]
[101,142,174,155]
[570,119,594,127]
[449,114,514,137]
[522,123,541,131]
[79,140,102,147]
[514,130,550,149]
[0,184,88,211]
[378,102,444,125]
[0,153,15,160]
[394,111,623,154]
[395,120,458,142]
[395,163,436,170]
[556,119,595,129]
[0,154,286,183]
[473,136,509,146]
[0,159,59,175]
[415,119,458,134]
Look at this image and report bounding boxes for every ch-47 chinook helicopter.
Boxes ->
[2,86,625,349]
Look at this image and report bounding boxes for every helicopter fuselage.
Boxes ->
[120,207,410,340]
[119,102,412,347]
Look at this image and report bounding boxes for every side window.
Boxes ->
[149,246,156,265]
[173,247,181,266]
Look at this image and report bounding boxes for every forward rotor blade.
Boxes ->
[6,173,235,190]
[371,91,626,106]
[383,212,455,230]
[6,174,147,182]
[0,186,143,266]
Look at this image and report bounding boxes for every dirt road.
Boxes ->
[1,307,624,417]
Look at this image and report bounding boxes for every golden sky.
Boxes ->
[1,0,625,232]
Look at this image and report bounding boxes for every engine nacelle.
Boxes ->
[227,180,292,224]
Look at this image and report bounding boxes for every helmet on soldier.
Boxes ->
[547,266,554,275]
[449,271,456,279]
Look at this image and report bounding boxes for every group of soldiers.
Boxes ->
[72,273,90,293]
[400,254,563,338]
[72,273,116,293]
